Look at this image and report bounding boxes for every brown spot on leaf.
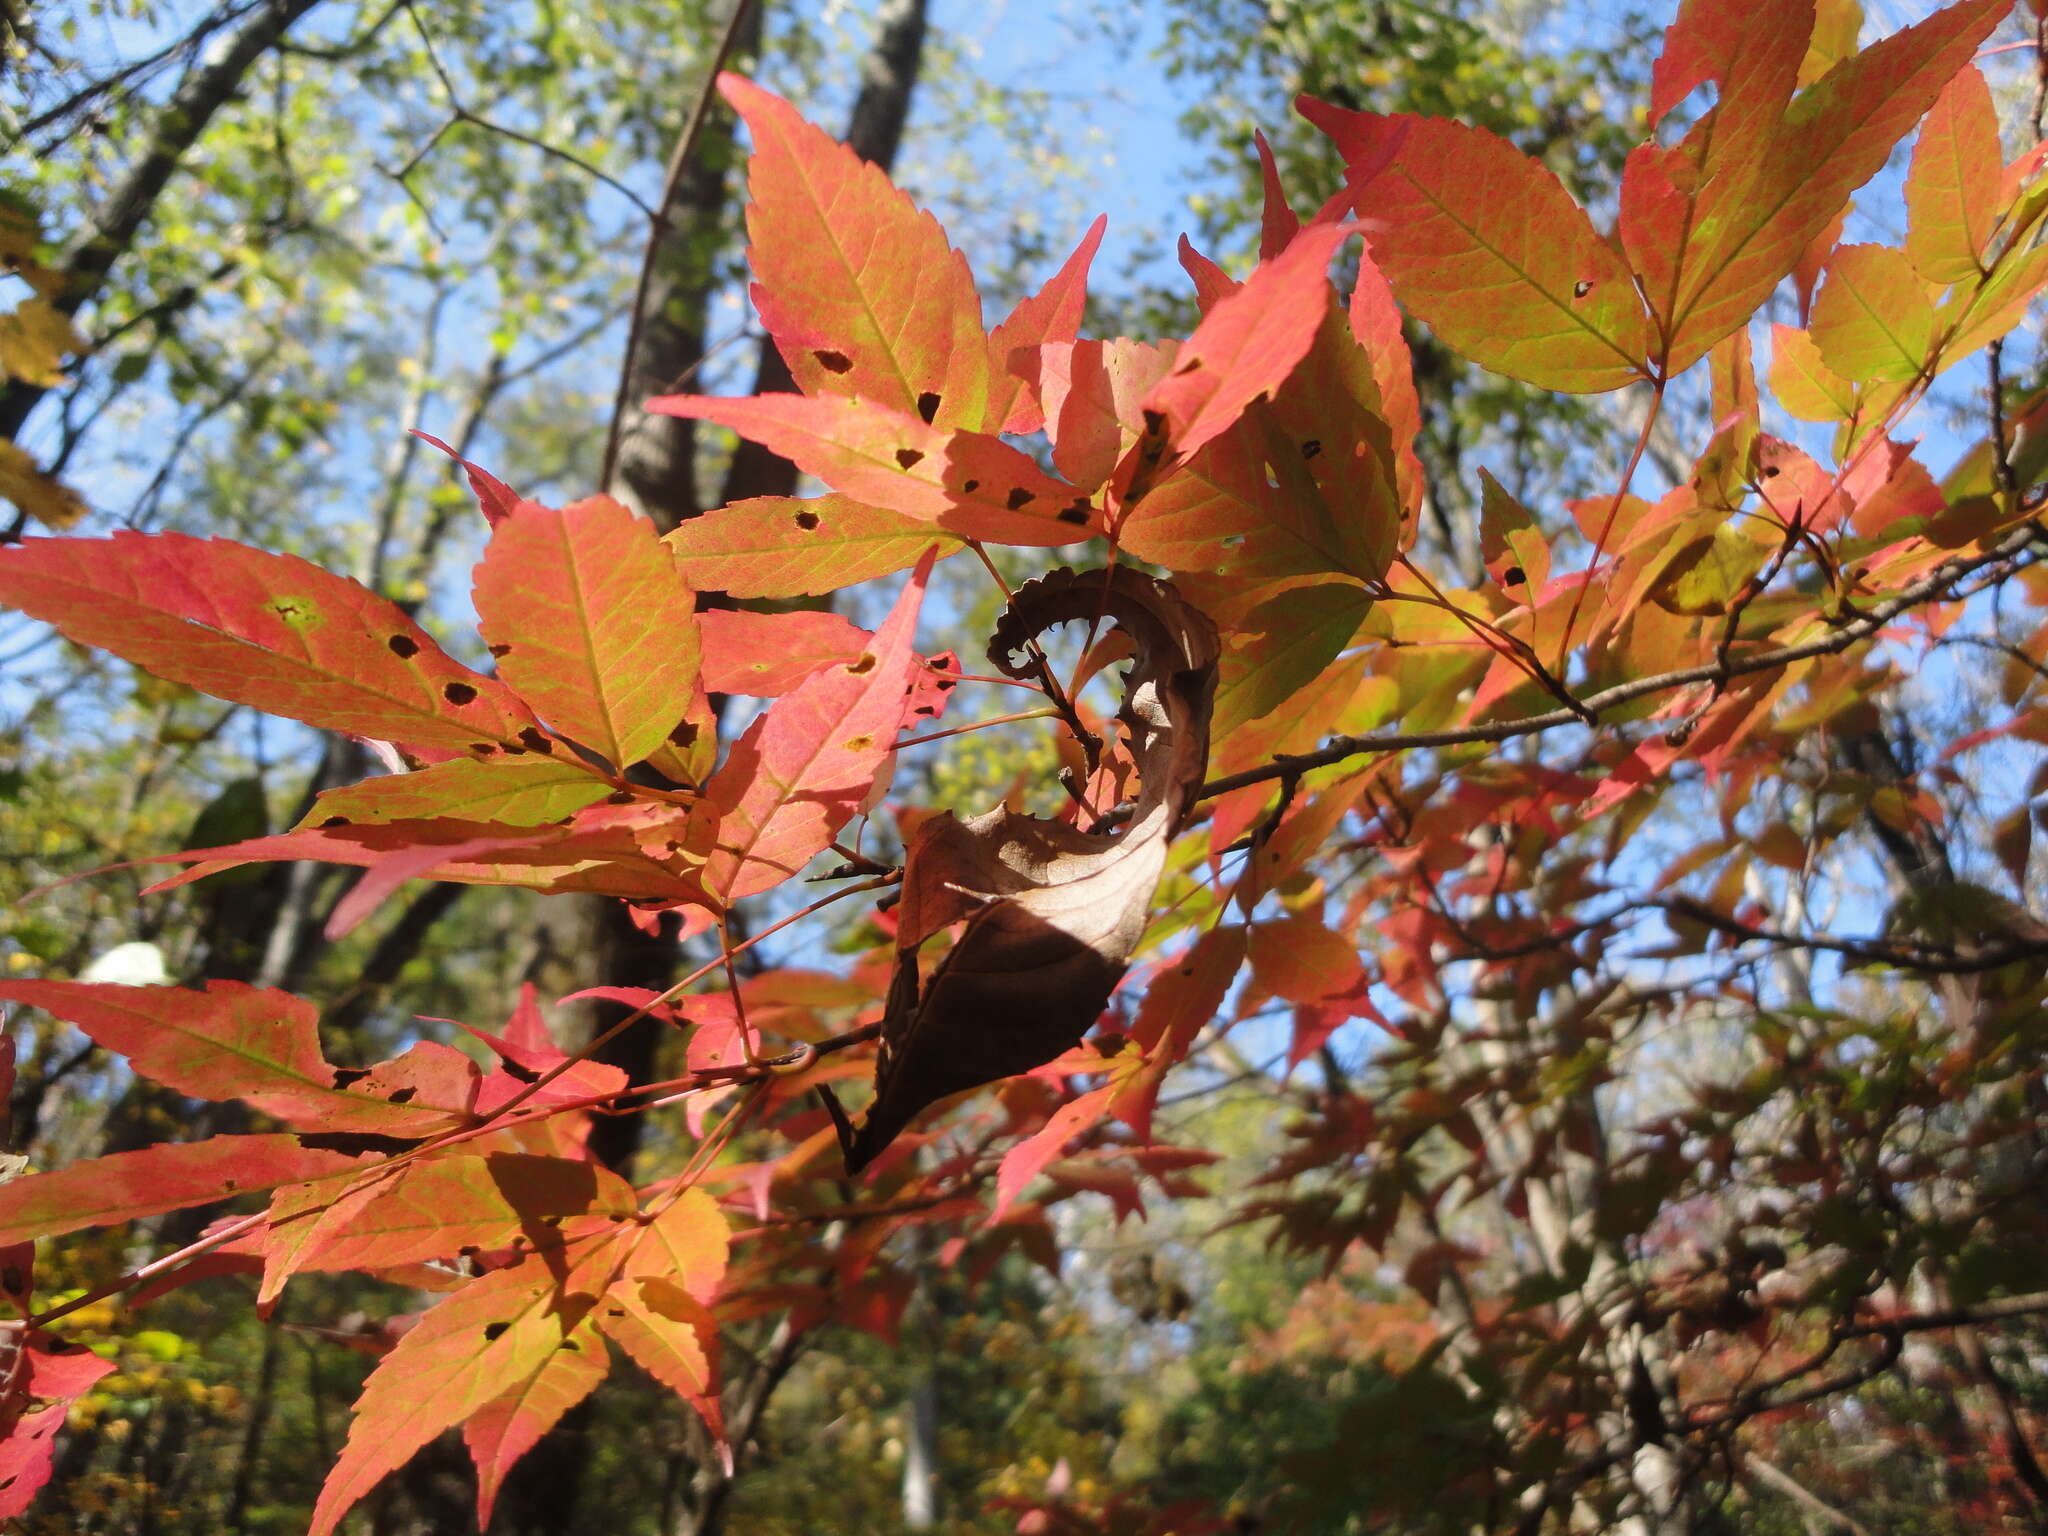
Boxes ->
[895,447,924,470]
[489,642,512,658]
[387,1087,418,1104]
[319,816,352,830]
[1503,566,1526,587]
[962,478,980,493]
[484,1322,511,1341]
[471,743,496,755]
[388,634,420,658]
[669,721,699,748]
[443,681,477,705]
[848,653,878,675]
[333,1068,371,1088]
[1058,506,1090,525]
[794,510,821,530]
[844,734,875,753]
[1574,280,1593,298]
[813,349,853,374]
[1006,487,1035,510]
[1301,439,1323,460]
[917,391,941,423]
[519,727,553,754]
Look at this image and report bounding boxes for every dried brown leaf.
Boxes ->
[843,566,1218,1171]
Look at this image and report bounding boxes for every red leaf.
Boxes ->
[698,608,871,696]
[0,533,536,752]
[647,393,1098,545]
[993,1086,1115,1221]
[0,1406,68,1518]
[1348,247,1425,518]
[986,215,1107,434]
[0,1135,357,1246]
[1117,924,1247,1142]
[699,549,932,902]
[410,431,519,526]
[1301,101,1652,392]
[1254,130,1303,260]
[1248,915,1366,1005]
[1142,221,1354,460]
[473,495,700,769]
[1041,338,1182,492]
[143,812,700,905]
[0,981,454,1135]
[720,73,991,430]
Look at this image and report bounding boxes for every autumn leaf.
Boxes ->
[1298,101,1652,392]
[0,532,537,753]
[278,1153,635,1279]
[647,392,1100,545]
[0,440,86,530]
[1115,923,1248,1143]
[465,1311,609,1528]
[721,72,991,430]
[0,1339,116,1518]
[698,607,872,696]
[698,547,933,903]
[1618,0,2005,373]
[0,980,465,1137]
[987,215,1108,435]
[296,757,614,829]
[664,493,960,598]
[1768,323,1856,422]
[595,1276,725,1440]
[0,1135,358,1246]
[1121,303,1405,588]
[472,494,700,769]
[1904,64,2001,284]
[1142,220,1355,460]
[308,1261,601,1536]
[410,430,520,525]
[843,565,1219,1172]
[1034,339,1176,498]
[1809,244,1935,384]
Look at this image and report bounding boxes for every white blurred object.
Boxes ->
[78,942,170,986]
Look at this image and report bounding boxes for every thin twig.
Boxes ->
[599,0,760,491]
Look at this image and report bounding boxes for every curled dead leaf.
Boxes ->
[840,565,1218,1172]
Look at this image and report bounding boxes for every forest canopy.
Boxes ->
[4,1,2048,1532]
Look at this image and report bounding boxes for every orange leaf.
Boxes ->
[720,73,991,431]
[648,392,1099,545]
[1300,102,1652,392]
[308,1263,599,1536]
[473,495,700,769]
[1905,63,2001,284]
[664,493,960,599]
